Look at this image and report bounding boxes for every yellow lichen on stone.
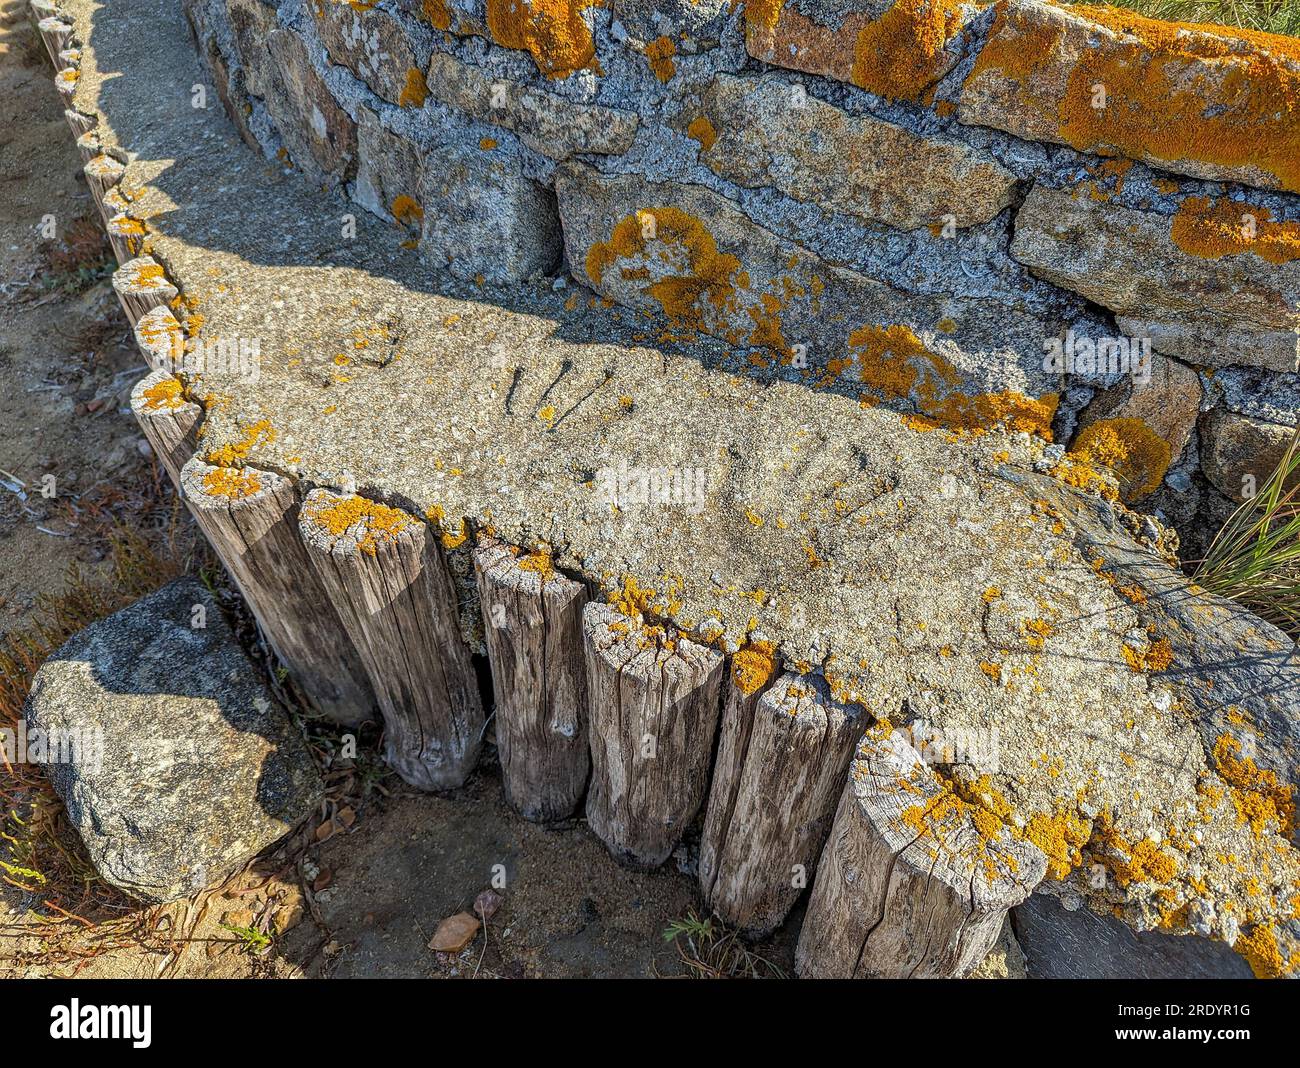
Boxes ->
[646,35,676,82]
[849,0,967,101]
[1170,195,1300,264]
[204,419,275,467]
[1070,417,1172,502]
[686,115,717,150]
[399,67,428,107]
[1212,733,1296,839]
[849,323,1057,437]
[390,194,424,226]
[421,0,451,29]
[731,640,776,695]
[967,1,1300,193]
[486,0,601,79]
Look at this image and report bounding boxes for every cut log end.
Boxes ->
[299,490,485,789]
[54,65,78,101]
[700,670,869,937]
[129,369,200,487]
[474,540,589,823]
[37,17,72,66]
[63,108,96,139]
[582,602,724,869]
[133,306,186,373]
[112,256,178,327]
[179,461,378,728]
[796,728,1048,979]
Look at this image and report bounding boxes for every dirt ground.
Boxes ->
[0,4,806,979]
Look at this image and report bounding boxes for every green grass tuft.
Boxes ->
[1061,0,1300,36]
[1193,428,1300,640]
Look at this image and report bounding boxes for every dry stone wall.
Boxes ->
[180,0,1300,551]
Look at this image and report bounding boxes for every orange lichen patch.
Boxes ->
[967,1,1300,193]
[731,640,776,695]
[485,0,600,79]
[848,324,1056,437]
[1235,923,1295,979]
[1049,452,1119,500]
[1023,807,1093,880]
[1213,734,1296,838]
[1123,637,1173,673]
[978,660,1002,684]
[607,575,657,621]
[1021,616,1055,651]
[479,137,498,150]
[140,377,185,411]
[1070,418,1172,501]
[399,67,428,107]
[390,194,424,226]
[982,585,1002,604]
[128,263,169,289]
[586,206,747,330]
[109,215,147,236]
[201,466,262,500]
[517,548,557,583]
[204,419,275,467]
[307,495,412,556]
[421,0,452,29]
[849,0,966,101]
[1098,818,1180,886]
[898,771,1029,885]
[646,35,676,82]
[1170,195,1300,264]
[686,115,717,150]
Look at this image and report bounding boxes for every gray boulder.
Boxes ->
[25,579,322,902]
[1013,892,1253,979]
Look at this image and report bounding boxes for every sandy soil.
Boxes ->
[0,4,805,979]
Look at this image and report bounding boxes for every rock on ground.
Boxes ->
[25,579,322,902]
[1013,891,1253,979]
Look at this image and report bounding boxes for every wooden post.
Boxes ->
[795,729,1047,978]
[84,154,125,222]
[582,603,724,868]
[106,212,145,265]
[64,107,95,140]
[179,459,378,728]
[133,306,185,373]
[129,370,200,488]
[700,671,867,936]
[37,17,72,65]
[473,541,589,822]
[112,256,177,328]
[299,490,485,789]
[29,0,58,21]
[54,65,78,105]
[74,129,101,163]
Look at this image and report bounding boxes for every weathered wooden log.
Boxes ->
[37,16,72,65]
[795,729,1047,978]
[84,153,125,222]
[129,369,200,487]
[54,65,78,105]
[299,490,484,788]
[106,212,146,265]
[133,305,185,373]
[179,459,378,727]
[64,107,95,140]
[112,256,177,328]
[473,541,589,822]
[57,47,79,68]
[74,129,101,163]
[29,0,58,21]
[700,670,867,936]
[582,603,724,868]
